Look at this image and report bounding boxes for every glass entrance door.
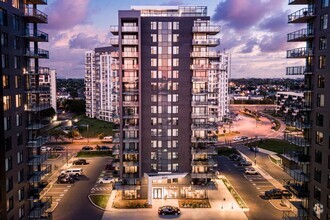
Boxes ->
[153,188,162,199]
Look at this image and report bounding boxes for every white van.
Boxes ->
[66,168,83,176]
[102,136,113,142]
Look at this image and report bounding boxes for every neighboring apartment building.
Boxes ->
[286,0,330,219]
[39,69,57,113]
[1,0,52,219]
[109,6,228,204]
[85,46,119,122]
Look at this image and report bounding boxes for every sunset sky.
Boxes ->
[39,0,304,78]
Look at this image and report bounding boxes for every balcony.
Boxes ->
[288,0,309,4]
[286,47,313,58]
[190,51,219,58]
[192,38,220,46]
[190,64,220,71]
[123,160,139,166]
[122,39,138,45]
[110,37,119,46]
[284,133,311,147]
[28,197,52,219]
[123,137,139,142]
[192,25,220,34]
[122,26,138,32]
[287,28,314,42]
[122,64,139,70]
[110,25,118,35]
[123,113,139,119]
[26,123,48,130]
[283,152,310,165]
[26,86,50,94]
[191,113,209,119]
[191,136,218,143]
[28,166,51,183]
[27,0,47,4]
[122,52,139,57]
[123,149,139,154]
[27,136,48,148]
[286,66,313,75]
[122,101,139,107]
[110,51,119,58]
[25,48,49,59]
[191,172,217,179]
[24,7,48,23]
[288,8,315,23]
[192,158,217,167]
[123,88,138,94]
[122,173,139,179]
[192,88,208,94]
[24,67,50,75]
[191,147,217,155]
[27,153,49,166]
[25,103,51,112]
[111,63,119,70]
[191,123,217,131]
[191,100,209,106]
[24,29,48,42]
[123,124,139,130]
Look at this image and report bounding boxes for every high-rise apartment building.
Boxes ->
[85,46,119,122]
[109,6,228,204]
[286,0,329,219]
[1,0,51,219]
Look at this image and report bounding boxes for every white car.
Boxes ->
[41,146,51,151]
[244,168,258,175]
[233,136,242,141]
[97,177,116,184]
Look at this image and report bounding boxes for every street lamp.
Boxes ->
[87,124,89,143]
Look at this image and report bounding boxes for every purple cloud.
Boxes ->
[212,0,282,31]
[241,37,259,53]
[44,0,91,30]
[162,0,184,5]
[259,10,291,32]
[69,33,103,49]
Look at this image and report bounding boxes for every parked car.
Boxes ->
[100,146,111,151]
[41,146,51,151]
[73,159,88,165]
[244,167,258,175]
[102,136,113,142]
[238,160,252,166]
[264,189,292,199]
[158,206,181,216]
[229,154,242,161]
[74,136,84,140]
[98,177,116,184]
[249,146,259,152]
[53,146,65,151]
[65,168,83,176]
[82,146,93,151]
[233,136,242,141]
[57,174,74,184]
[105,164,114,170]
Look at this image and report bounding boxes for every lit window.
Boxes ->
[317,94,325,107]
[173,22,179,30]
[319,36,327,50]
[151,21,157,30]
[173,34,179,42]
[316,131,324,145]
[322,0,329,8]
[151,46,157,54]
[173,46,179,54]
[321,14,328,30]
[318,55,326,69]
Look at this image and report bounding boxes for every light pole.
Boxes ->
[254,145,257,165]
[87,124,89,144]
[66,145,68,166]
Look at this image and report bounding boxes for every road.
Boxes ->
[52,157,110,220]
[216,156,283,220]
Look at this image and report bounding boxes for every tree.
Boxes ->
[48,129,65,142]
[98,133,105,140]
[41,107,56,118]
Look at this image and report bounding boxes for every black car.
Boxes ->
[238,160,252,166]
[53,146,65,151]
[100,146,111,151]
[73,159,87,165]
[264,189,292,199]
[82,146,93,151]
[57,175,74,184]
[158,206,181,216]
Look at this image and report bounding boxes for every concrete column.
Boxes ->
[147,176,152,205]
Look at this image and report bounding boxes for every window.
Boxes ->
[16,113,22,126]
[3,95,11,111]
[173,22,179,30]
[173,70,178,78]
[17,132,23,145]
[315,149,323,164]
[316,131,324,145]
[1,32,8,47]
[173,163,179,171]
[151,22,157,30]
[17,151,23,164]
[6,196,13,212]
[151,58,157,67]
[0,8,8,26]
[151,152,157,160]
[2,54,9,68]
[173,152,178,159]
[15,75,21,88]
[18,188,24,201]
[328,175,330,189]
[317,75,325,88]
[18,205,24,219]
[2,75,9,89]
[4,116,11,131]
[12,14,19,30]
[317,94,325,107]
[173,58,179,66]
[151,46,157,54]
[316,113,324,127]
[322,0,330,8]
[5,156,12,171]
[151,163,157,171]
[151,34,157,42]
[314,186,321,201]
[173,46,179,54]
[319,55,326,69]
[321,14,328,30]
[14,36,20,50]
[320,37,327,50]
[4,137,12,151]
[12,0,19,9]
[14,56,20,69]
[16,94,22,107]
[173,34,179,42]
[18,169,24,183]
[6,176,13,192]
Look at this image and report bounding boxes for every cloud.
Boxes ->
[44,0,91,30]
[259,10,290,32]
[162,0,184,5]
[212,0,282,31]
[241,37,259,53]
[69,33,102,49]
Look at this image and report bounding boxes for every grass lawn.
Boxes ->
[75,116,115,138]
[247,139,299,154]
[89,194,110,209]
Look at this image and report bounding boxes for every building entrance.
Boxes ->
[153,188,163,199]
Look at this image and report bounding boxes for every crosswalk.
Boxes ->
[91,187,113,192]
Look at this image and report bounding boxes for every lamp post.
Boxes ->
[87,124,89,144]
[66,145,68,166]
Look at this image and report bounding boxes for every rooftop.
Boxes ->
[131,5,207,17]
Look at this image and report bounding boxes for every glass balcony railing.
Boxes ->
[122,52,139,57]
[192,25,220,34]
[110,51,119,57]
[192,38,220,46]
[24,28,48,42]
[110,25,118,34]
[110,37,119,45]
[190,64,220,70]
[122,64,139,70]
[287,28,314,42]
[24,6,48,23]
[28,197,52,219]
[286,47,313,58]
[25,103,51,112]
[288,7,315,23]
[288,0,309,5]
[286,66,313,75]
[27,136,48,148]
[190,51,219,58]
[122,26,138,32]
[27,153,49,166]
[25,48,49,59]
[122,39,138,45]
[24,67,50,75]
[284,133,311,147]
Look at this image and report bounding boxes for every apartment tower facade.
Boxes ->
[110,6,227,204]
[1,0,51,219]
[85,46,119,122]
[287,0,330,219]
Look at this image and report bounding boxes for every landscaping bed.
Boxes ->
[112,200,151,209]
[178,199,211,208]
[76,151,112,157]
[245,138,299,154]
[89,194,110,209]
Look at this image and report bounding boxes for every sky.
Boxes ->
[39,0,304,79]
